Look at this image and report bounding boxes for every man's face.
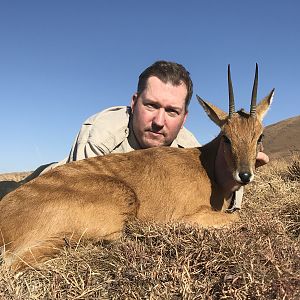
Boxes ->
[131,76,188,148]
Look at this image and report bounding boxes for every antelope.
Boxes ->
[0,65,274,271]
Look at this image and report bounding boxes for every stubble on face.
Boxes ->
[131,77,188,149]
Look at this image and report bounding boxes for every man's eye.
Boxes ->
[167,110,179,117]
[146,103,156,109]
[223,135,231,144]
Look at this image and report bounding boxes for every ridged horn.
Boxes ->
[250,63,258,117]
[228,64,235,117]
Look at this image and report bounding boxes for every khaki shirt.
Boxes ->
[67,106,200,161]
[43,106,200,173]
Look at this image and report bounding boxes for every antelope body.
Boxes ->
[0,66,274,271]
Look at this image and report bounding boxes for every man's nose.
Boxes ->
[153,109,165,127]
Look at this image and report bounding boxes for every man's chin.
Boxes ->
[139,132,167,148]
[141,138,166,149]
[143,141,165,148]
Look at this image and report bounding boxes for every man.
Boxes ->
[1,61,269,205]
[39,60,200,173]
[0,61,199,198]
[71,61,199,158]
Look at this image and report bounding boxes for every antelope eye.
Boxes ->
[257,134,264,143]
[223,135,231,144]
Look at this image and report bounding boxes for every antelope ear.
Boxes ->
[256,89,275,122]
[196,95,228,127]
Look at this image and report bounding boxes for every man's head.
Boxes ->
[131,61,193,149]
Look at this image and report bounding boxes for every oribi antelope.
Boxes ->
[0,65,274,271]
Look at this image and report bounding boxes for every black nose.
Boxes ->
[239,172,251,183]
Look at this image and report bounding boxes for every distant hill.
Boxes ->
[263,115,300,160]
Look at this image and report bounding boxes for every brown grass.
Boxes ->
[0,158,299,299]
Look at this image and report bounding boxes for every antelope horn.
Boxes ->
[228,64,235,117]
[250,63,258,117]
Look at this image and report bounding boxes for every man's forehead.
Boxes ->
[145,76,187,90]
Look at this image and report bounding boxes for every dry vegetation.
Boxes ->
[0,158,299,299]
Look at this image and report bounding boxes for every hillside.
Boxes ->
[264,115,300,160]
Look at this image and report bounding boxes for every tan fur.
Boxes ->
[0,89,274,272]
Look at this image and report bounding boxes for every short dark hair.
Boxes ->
[137,61,193,111]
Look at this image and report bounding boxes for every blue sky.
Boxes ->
[1,1,299,172]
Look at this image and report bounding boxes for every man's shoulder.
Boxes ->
[84,106,131,127]
[77,106,131,153]
[175,127,201,148]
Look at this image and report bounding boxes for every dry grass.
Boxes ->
[0,158,299,299]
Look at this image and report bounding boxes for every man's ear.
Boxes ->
[196,95,228,127]
[130,93,138,112]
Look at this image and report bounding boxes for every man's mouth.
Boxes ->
[148,130,164,136]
